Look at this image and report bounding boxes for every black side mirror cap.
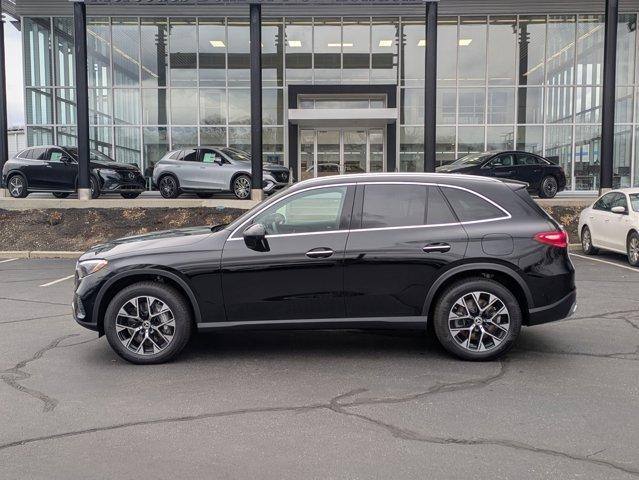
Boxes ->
[243,223,270,252]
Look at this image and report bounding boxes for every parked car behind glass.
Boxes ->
[578,188,639,267]
[436,151,567,198]
[152,147,290,200]
[1,146,145,199]
[73,173,576,364]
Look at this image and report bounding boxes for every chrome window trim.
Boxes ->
[228,180,511,240]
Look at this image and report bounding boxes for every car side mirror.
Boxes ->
[611,206,627,214]
[243,223,270,252]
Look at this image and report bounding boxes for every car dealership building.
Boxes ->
[2,0,639,195]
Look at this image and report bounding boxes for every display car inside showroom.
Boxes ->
[1,0,638,198]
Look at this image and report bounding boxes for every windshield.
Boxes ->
[66,148,114,163]
[630,193,639,212]
[451,153,492,166]
[222,148,251,162]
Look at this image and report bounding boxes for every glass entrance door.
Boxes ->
[299,128,385,179]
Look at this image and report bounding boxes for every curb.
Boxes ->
[0,251,83,259]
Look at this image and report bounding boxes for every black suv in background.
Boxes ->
[73,173,576,364]
[436,151,567,198]
[1,146,146,199]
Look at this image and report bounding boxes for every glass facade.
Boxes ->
[21,13,639,190]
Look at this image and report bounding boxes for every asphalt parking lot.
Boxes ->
[0,253,638,479]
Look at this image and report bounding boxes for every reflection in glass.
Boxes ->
[436,126,456,165]
[285,18,313,84]
[112,18,140,87]
[53,18,74,87]
[487,126,514,151]
[199,18,226,87]
[314,18,342,83]
[171,127,198,149]
[87,18,111,88]
[617,15,637,86]
[615,86,634,123]
[228,18,250,86]
[402,88,424,125]
[437,88,456,124]
[343,130,367,174]
[546,16,576,86]
[200,127,226,146]
[89,88,112,125]
[576,15,604,85]
[200,89,227,125]
[487,17,516,85]
[342,18,370,83]
[370,129,385,172]
[371,18,399,84]
[458,88,485,124]
[170,18,197,87]
[437,17,457,86]
[401,19,425,86]
[574,125,601,190]
[545,125,573,189]
[300,130,315,180]
[545,87,573,124]
[516,125,543,154]
[228,127,251,151]
[517,87,543,124]
[142,88,168,125]
[114,89,140,125]
[457,126,485,154]
[262,18,284,86]
[487,88,515,124]
[228,89,251,125]
[518,16,546,86]
[27,126,53,146]
[400,126,423,172]
[24,18,52,87]
[115,127,141,168]
[458,17,487,86]
[263,89,284,125]
[57,126,77,147]
[317,130,341,176]
[635,127,639,187]
[170,89,198,124]
[143,127,169,166]
[575,86,601,123]
[263,127,284,165]
[614,126,632,188]
[141,18,168,87]
[56,88,76,125]
[90,126,112,156]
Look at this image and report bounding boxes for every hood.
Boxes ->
[90,160,139,171]
[80,226,223,260]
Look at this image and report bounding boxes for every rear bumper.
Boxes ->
[527,289,577,326]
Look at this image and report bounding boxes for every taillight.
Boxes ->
[534,230,568,248]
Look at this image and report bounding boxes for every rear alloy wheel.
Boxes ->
[433,278,522,361]
[8,175,28,198]
[628,232,639,267]
[104,282,193,364]
[581,226,598,255]
[539,176,558,198]
[121,192,141,199]
[232,175,251,200]
[53,192,70,199]
[159,175,179,199]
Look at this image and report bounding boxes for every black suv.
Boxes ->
[2,146,146,199]
[436,151,567,198]
[73,173,576,364]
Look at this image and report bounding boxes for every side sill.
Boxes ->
[197,316,427,331]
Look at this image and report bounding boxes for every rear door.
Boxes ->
[343,183,468,317]
[177,149,203,189]
[24,148,50,189]
[515,153,545,187]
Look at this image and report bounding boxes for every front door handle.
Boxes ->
[422,243,451,253]
[306,248,334,259]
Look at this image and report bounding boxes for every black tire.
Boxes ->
[121,192,141,199]
[627,231,639,267]
[53,192,70,199]
[159,175,180,199]
[104,281,193,365]
[7,174,28,198]
[581,226,598,255]
[432,278,522,361]
[539,176,558,199]
[90,176,101,199]
[232,174,252,200]
[196,193,214,199]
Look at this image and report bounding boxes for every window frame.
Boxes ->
[593,192,616,211]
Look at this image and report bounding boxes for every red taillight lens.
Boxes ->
[534,230,568,248]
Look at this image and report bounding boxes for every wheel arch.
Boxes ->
[92,268,202,335]
[6,170,28,187]
[628,228,639,243]
[229,171,251,191]
[422,263,533,326]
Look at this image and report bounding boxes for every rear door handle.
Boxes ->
[422,243,451,253]
[306,248,334,259]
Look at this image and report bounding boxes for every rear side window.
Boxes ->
[361,184,457,229]
[441,187,507,222]
[168,150,181,160]
[181,149,199,162]
[31,148,47,160]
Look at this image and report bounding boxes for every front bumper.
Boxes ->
[263,170,290,194]
[97,170,146,193]
[527,289,577,326]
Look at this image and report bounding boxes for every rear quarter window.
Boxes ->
[440,187,507,223]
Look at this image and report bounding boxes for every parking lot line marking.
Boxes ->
[0,258,19,264]
[570,253,639,273]
[40,275,75,287]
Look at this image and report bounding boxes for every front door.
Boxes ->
[221,185,355,322]
[299,128,385,179]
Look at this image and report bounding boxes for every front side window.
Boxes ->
[47,148,68,162]
[252,186,348,235]
[593,192,616,211]
[441,187,507,222]
[485,154,515,168]
[610,193,628,211]
[201,149,223,164]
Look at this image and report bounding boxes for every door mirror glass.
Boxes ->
[611,205,627,214]
[243,223,270,252]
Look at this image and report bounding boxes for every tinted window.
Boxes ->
[17,149,30,159]
[30,148,47,160]
[610,193,628,211]
[485,154,515,168]
[630,194,639,212]
[252,186,348,235]
[362,184,427,228]
[593,193,615,211]
[441,187,506,222]
[181,149,199,162]
[428,186,458,224]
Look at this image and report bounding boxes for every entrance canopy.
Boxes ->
[288,108,398,128]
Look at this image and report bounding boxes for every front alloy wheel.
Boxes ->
[233,175,251,200]
[628,232,639,267]
[8,175,27,198]
[115,296,176,355]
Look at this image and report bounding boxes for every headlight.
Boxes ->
[76,259,108,279]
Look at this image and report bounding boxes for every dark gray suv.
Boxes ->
[152,147,290,199]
